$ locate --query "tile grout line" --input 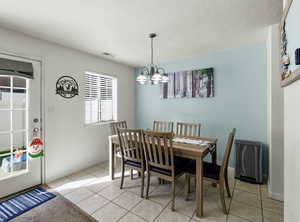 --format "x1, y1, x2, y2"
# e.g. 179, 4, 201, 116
226, 179, 236, 222
52, 165, 275, 222
260, 184, 264, 222
227, 180, 257, 222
